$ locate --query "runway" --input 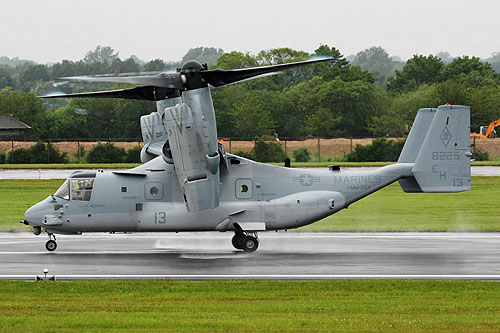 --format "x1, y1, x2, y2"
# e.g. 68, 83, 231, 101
1, 232, 500, 280
1, 166, 500, 179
